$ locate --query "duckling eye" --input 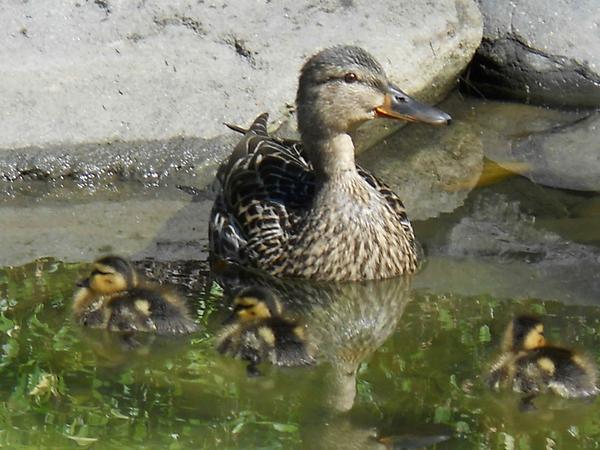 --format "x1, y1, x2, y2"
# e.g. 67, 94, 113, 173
344, 72, 358, 83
